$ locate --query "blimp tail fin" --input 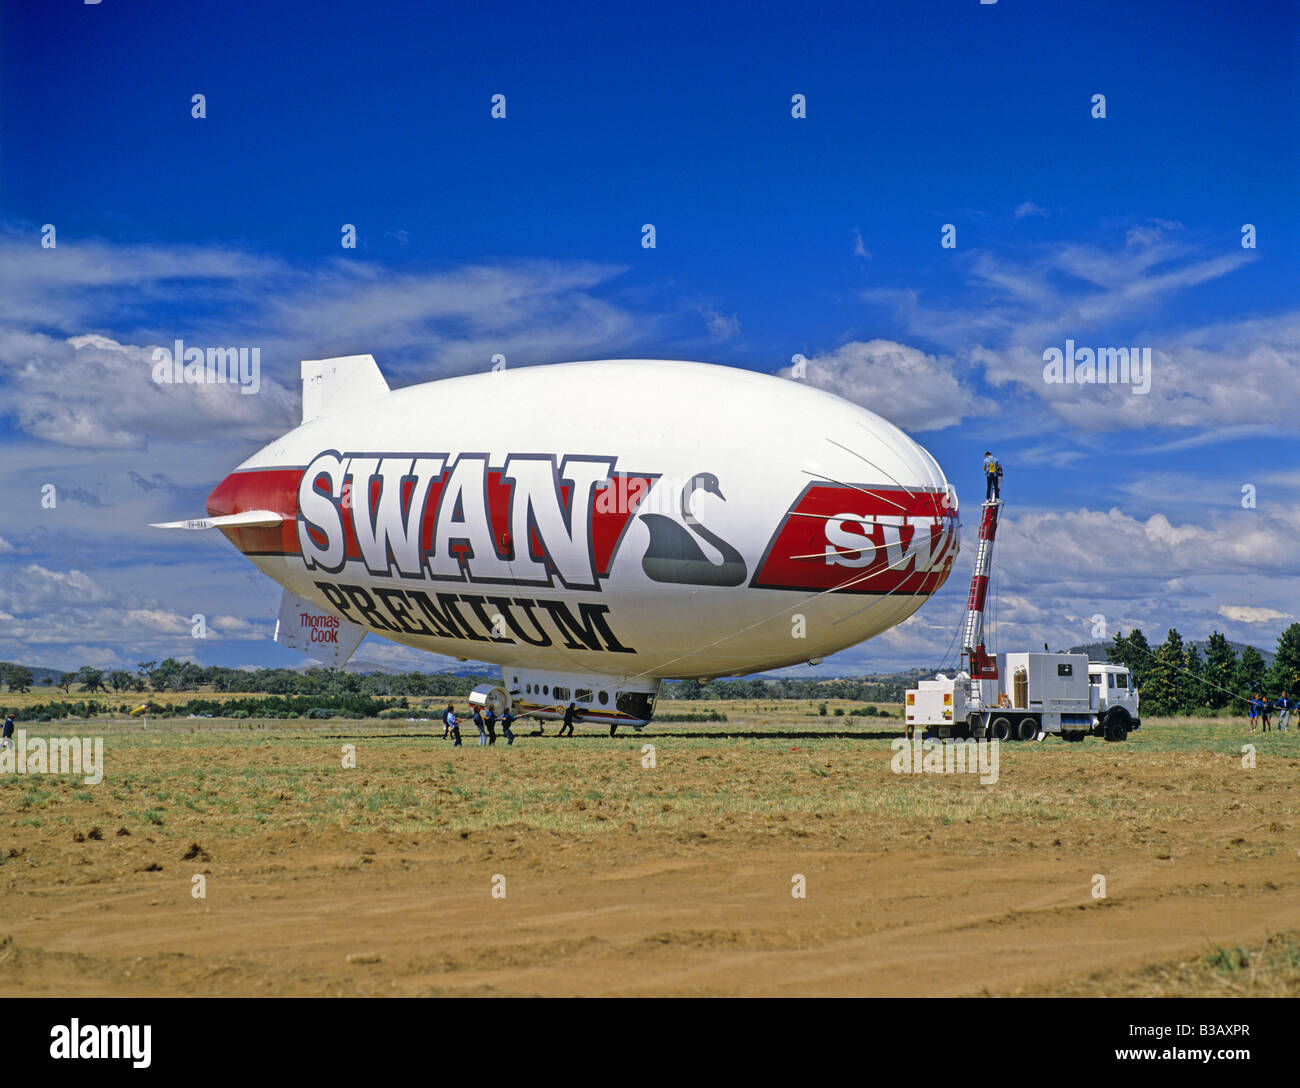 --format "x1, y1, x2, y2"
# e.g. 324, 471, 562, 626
273, 588, 366, 668
301, 354, 390, 424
